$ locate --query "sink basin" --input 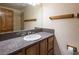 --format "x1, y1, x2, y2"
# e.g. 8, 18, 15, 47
23, 34, 41, 41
